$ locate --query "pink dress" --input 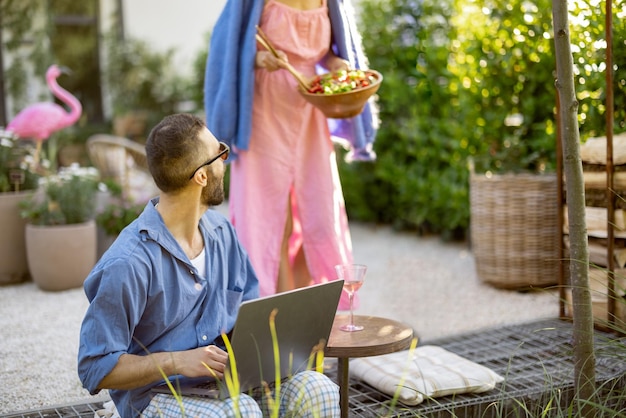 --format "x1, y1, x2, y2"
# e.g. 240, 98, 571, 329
229, 0, 354, 303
